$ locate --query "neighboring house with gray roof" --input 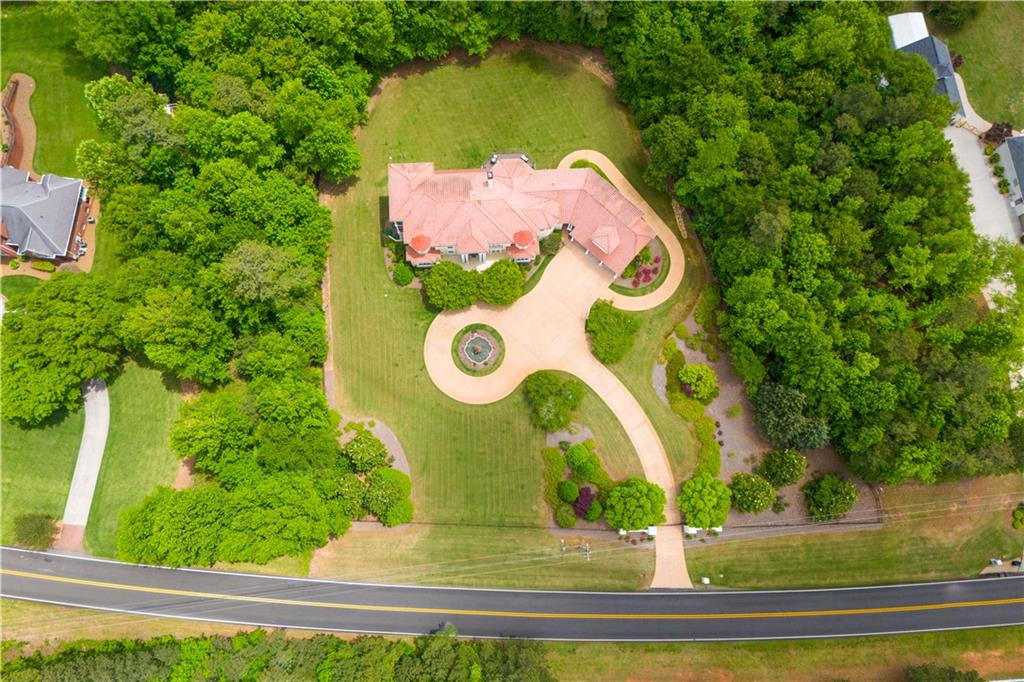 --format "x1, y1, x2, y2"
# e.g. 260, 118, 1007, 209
887, 13, 965, 120
995, 136, 1024, 234
1, 166, 86, 260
